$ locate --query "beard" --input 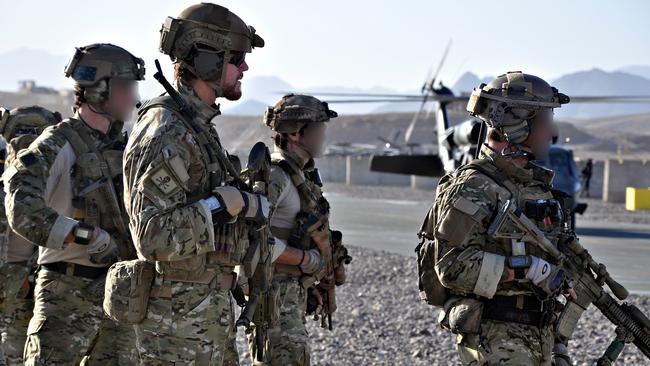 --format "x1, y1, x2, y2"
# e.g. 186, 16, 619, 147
222, 80, 242, 101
